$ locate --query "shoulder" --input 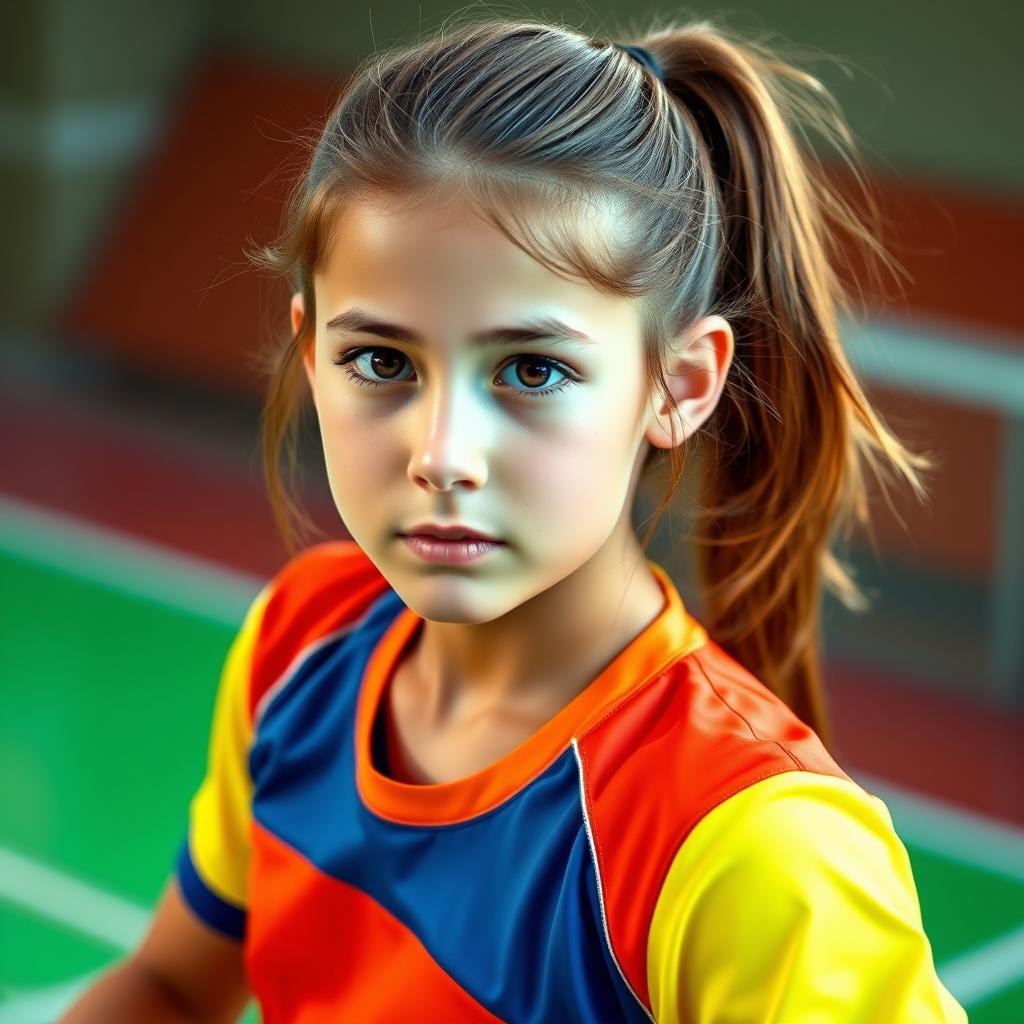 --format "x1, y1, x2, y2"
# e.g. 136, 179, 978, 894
577, 634, 853, 850
575, 636, 854, 1012
646, 770, 967, 1022
247, 540, 391, 719
650, 770, 906, 911
648, 770, 908, 932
